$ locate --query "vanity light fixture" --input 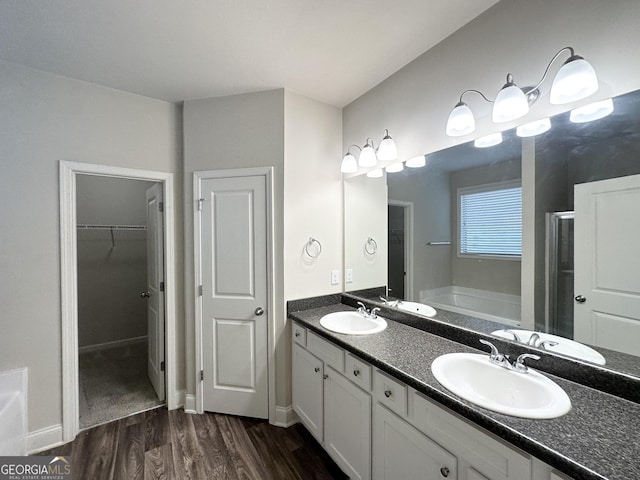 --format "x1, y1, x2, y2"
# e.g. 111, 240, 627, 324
446, 47, 599, 136
406, 155, 426, 168
569, 98, 614, 123
366, 168, 384, 178
516, 117, 551, 137
474, 132, 503, 148
341, 129, 398, 173
340, 147, 359, 173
